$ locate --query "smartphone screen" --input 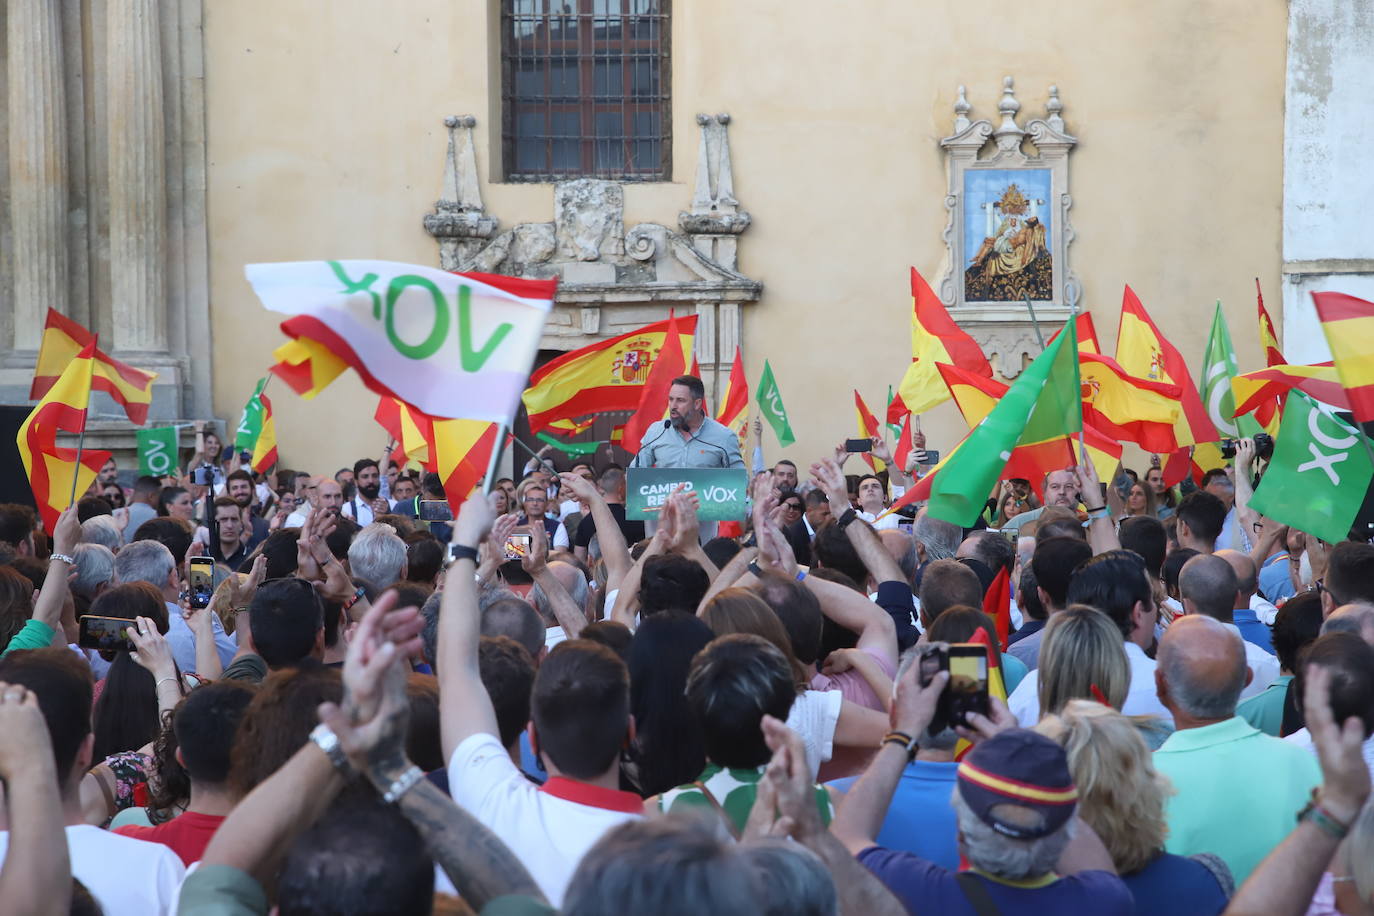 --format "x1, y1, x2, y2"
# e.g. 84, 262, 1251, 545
504, 533, 532, 561
188, 557, 214, 610
418, 500, 454, 522
78, 616, 136, 652
844, 438, 872, 453
947, 644, 990, 726
897, 520, 914, 536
